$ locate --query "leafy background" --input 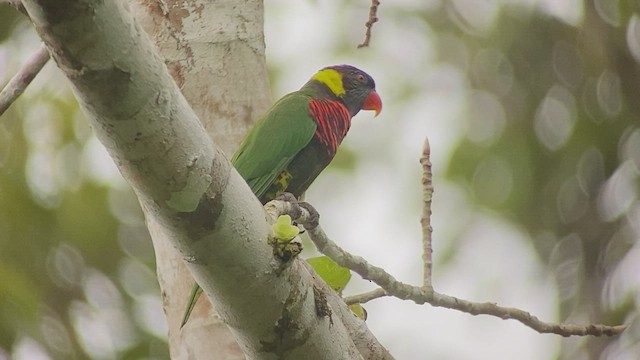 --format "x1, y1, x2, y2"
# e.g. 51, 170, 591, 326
1, 0, 639, 359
